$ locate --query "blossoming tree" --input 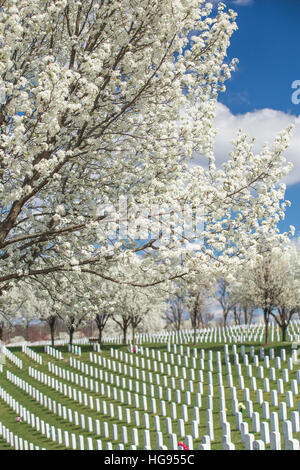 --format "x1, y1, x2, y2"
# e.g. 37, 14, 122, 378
110, 283, 165, 344
231, 244, 300, 343
0, 0, 294, 302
